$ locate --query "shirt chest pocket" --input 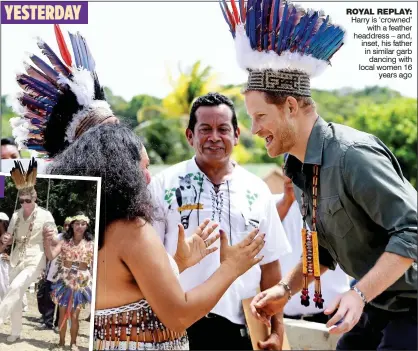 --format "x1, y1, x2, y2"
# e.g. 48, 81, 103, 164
318, 195, 353, 238
233, 209, 260, 244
